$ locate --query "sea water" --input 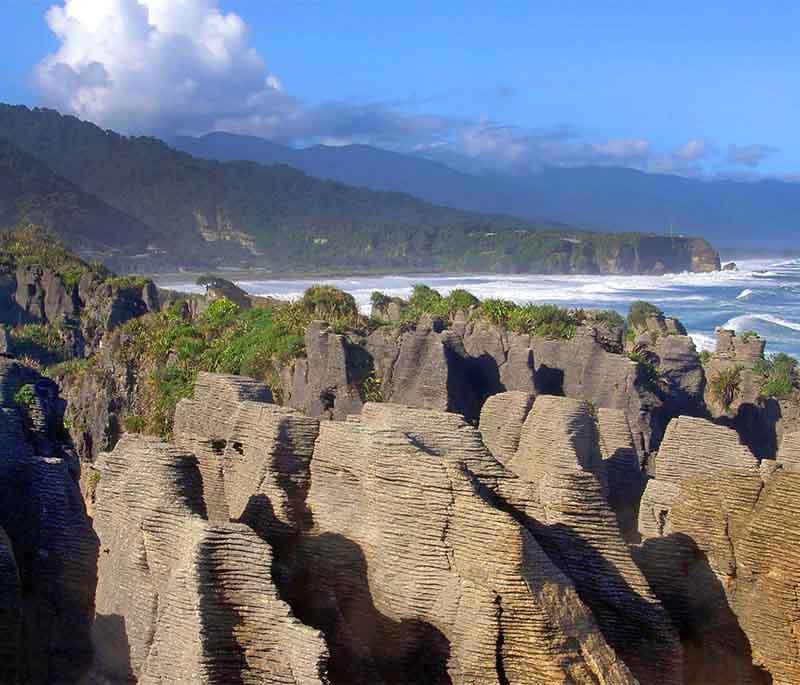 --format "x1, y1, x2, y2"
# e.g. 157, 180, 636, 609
166, 257, 800, 359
